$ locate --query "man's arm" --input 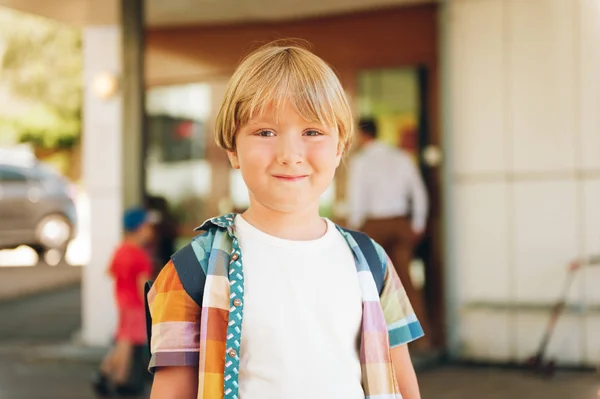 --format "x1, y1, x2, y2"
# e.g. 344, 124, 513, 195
391, 345, 421, 399
150, 367, 199, 399
405, 156, 428, 235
